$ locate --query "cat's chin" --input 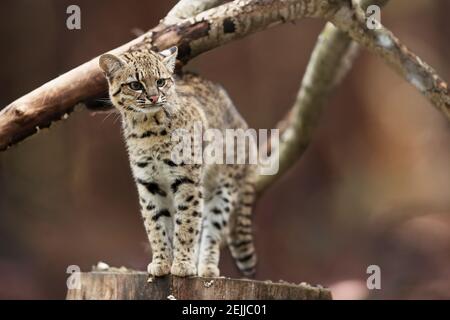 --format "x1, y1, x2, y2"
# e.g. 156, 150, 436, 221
128, 105, 162, 114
